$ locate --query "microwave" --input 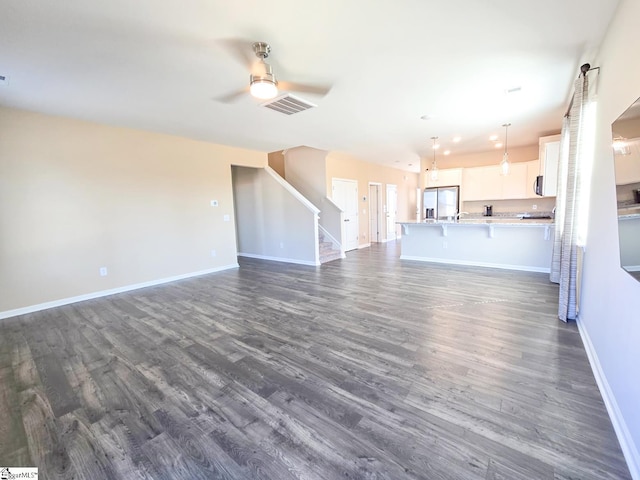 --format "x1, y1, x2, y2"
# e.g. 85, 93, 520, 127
534, 175, 544, 196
